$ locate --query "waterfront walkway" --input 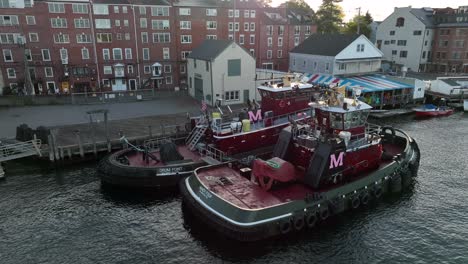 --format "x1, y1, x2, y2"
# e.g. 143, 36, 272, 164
0, 95, 201, 139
